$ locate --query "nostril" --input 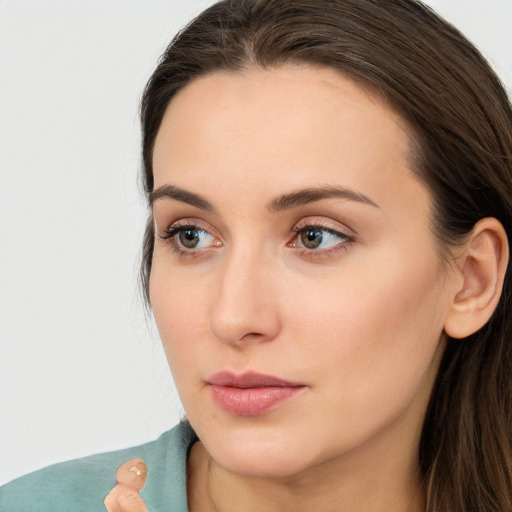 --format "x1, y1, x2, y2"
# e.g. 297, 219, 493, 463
238, 332, 267, 343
